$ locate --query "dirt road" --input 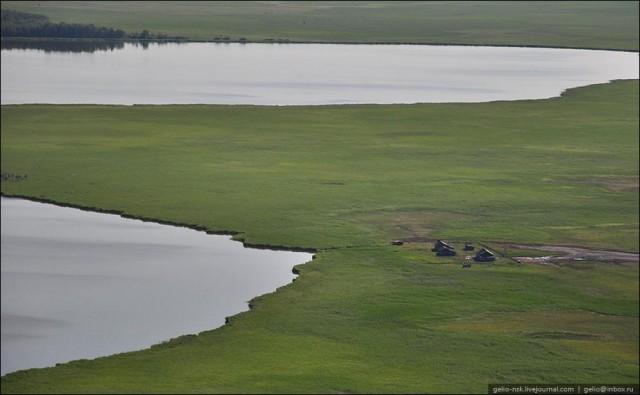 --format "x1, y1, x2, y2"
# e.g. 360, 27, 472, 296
505, 243, 639, 266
